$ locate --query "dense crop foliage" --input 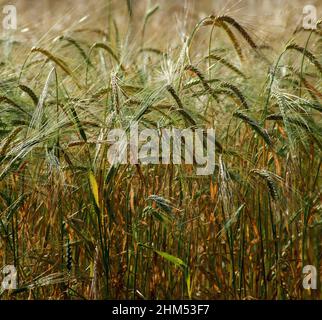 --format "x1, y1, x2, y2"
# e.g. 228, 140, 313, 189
0, 1, 321, 299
